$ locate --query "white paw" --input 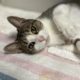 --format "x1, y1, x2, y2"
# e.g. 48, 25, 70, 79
76, 40, 80, 52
